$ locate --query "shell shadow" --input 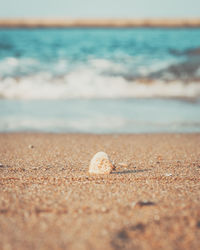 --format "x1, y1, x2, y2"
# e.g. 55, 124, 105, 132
111, 169, 150, 175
